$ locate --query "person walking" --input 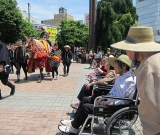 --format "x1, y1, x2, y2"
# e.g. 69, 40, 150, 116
14, 39, 28, 83
49, 43, 60, 81
8, 44, 16, 74
0, 42, 15, 99
61, 45, 73, 77
111, 26, 160, 135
